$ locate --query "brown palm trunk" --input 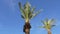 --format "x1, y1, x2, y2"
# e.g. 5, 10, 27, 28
23, 22, 31, 34
48, 30, 51, 34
